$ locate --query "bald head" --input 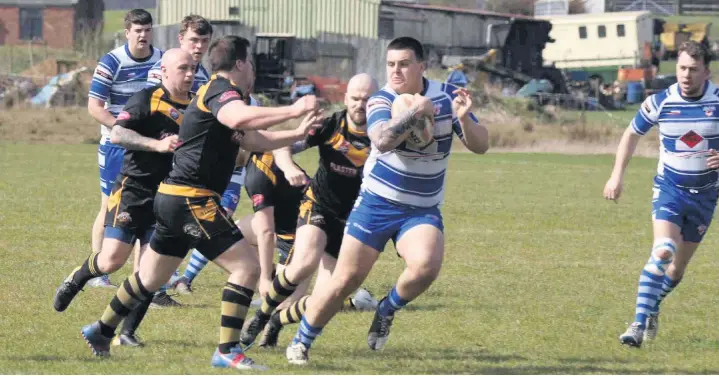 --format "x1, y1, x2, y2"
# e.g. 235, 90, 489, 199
161, 48, 195, 96
345, 73, 377, 126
